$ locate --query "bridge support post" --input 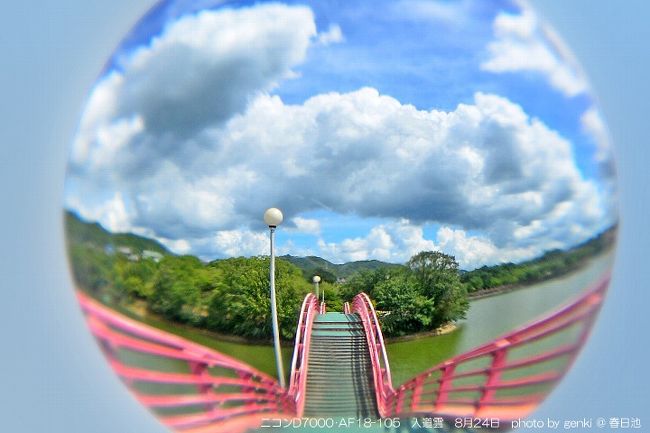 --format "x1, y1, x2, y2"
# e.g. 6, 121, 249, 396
478, 340, 509, 411
189, 361, 215, 413
435, 361, 456, 412
411, 376, 425, 411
